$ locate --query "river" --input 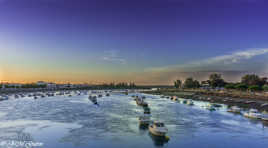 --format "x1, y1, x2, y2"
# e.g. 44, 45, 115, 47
0, 92, 268, 148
